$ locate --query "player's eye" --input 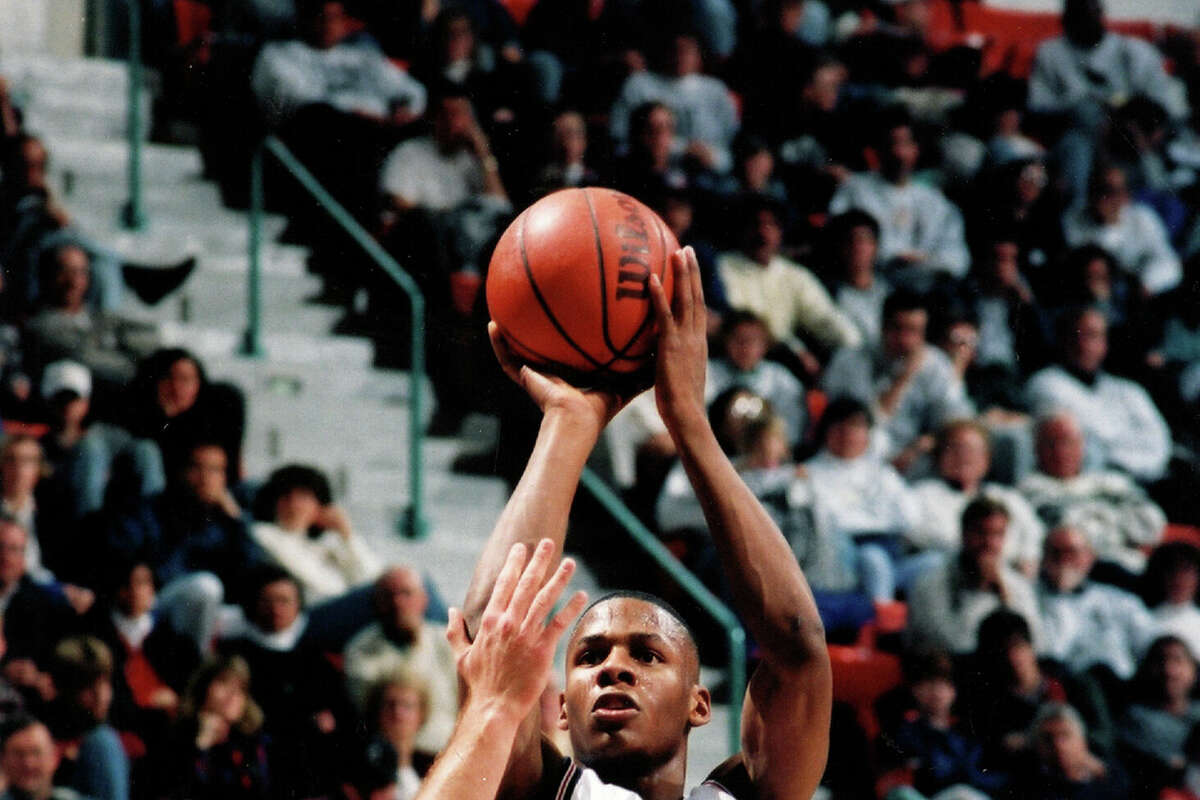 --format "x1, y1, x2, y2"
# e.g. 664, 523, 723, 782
633, 646, 661, 664
576, 648, 604, 665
